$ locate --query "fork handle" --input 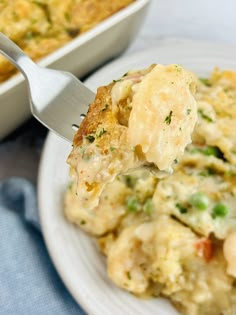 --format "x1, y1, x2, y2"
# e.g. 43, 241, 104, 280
0, 32, 37, 79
